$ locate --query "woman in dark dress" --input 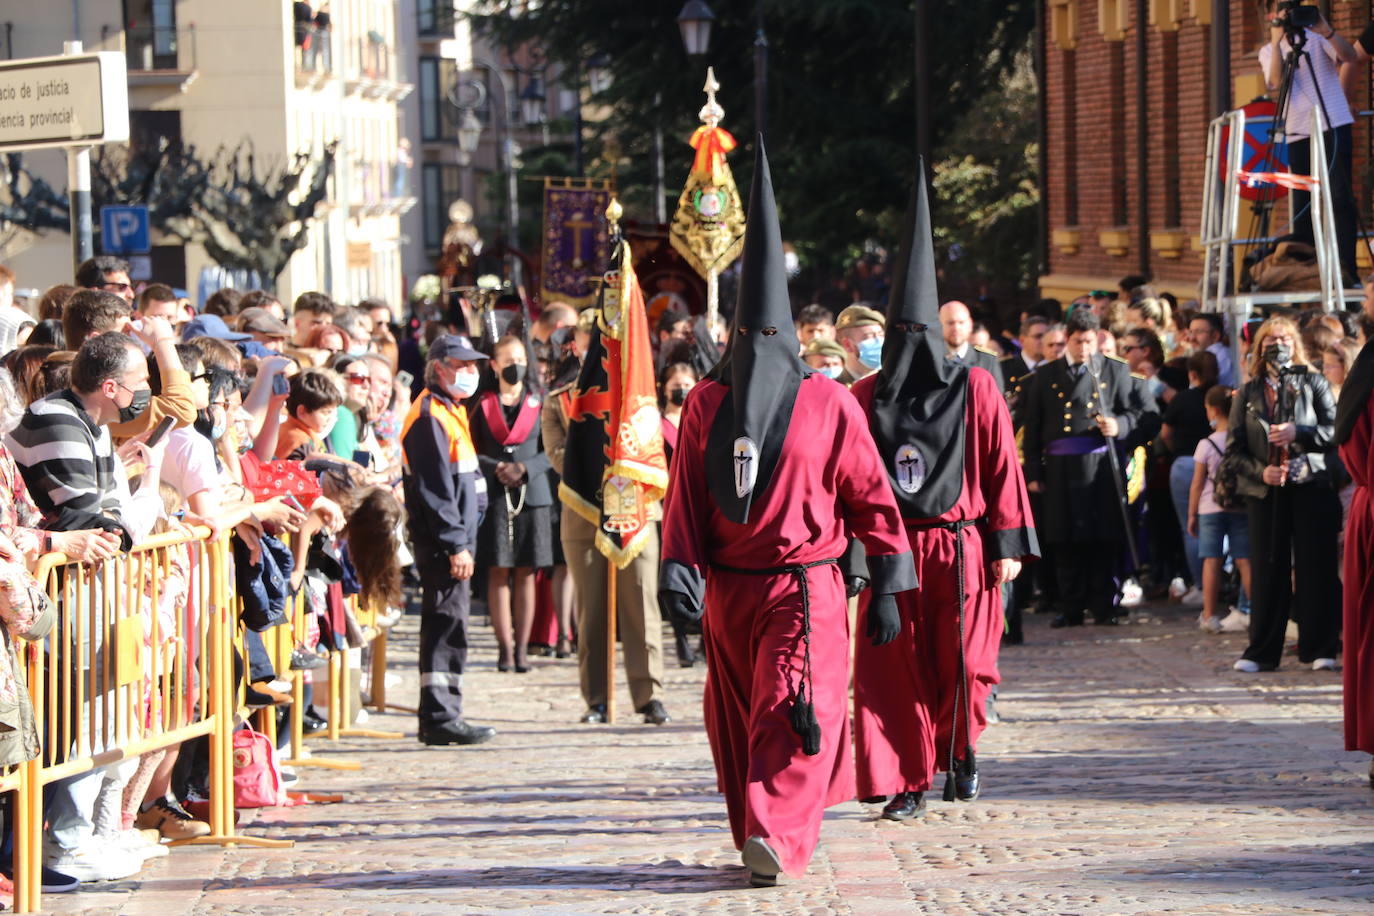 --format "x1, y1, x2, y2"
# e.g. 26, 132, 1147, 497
469, 337, 553, 672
